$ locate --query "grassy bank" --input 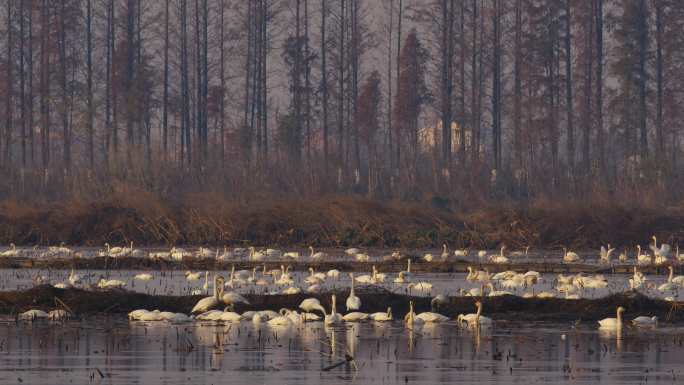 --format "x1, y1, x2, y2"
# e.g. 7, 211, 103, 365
1, 195, 683, 249
0, 285, 678, 323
